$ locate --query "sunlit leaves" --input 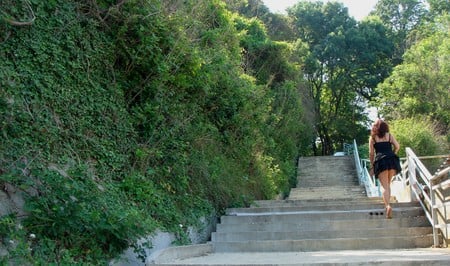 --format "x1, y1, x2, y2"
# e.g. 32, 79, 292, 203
288, 1, 392, 154
376, 14, 450, 132
390, 118, 446, 157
